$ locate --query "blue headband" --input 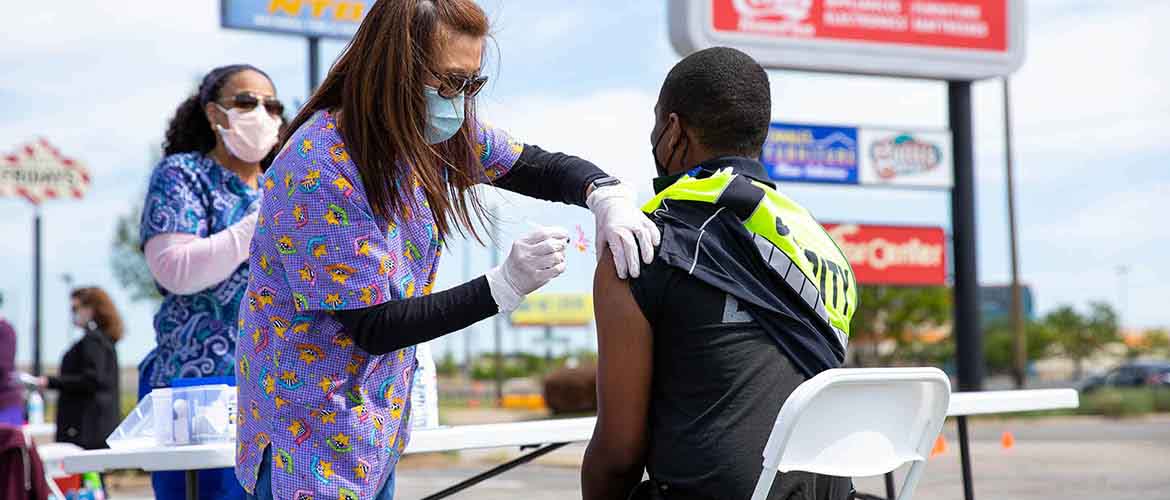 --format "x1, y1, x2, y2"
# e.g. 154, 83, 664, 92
197, 64, 272, 107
